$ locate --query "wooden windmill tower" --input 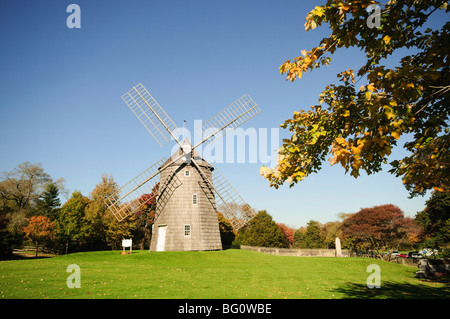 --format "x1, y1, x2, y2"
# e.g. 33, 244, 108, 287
105, 83, 260, 251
